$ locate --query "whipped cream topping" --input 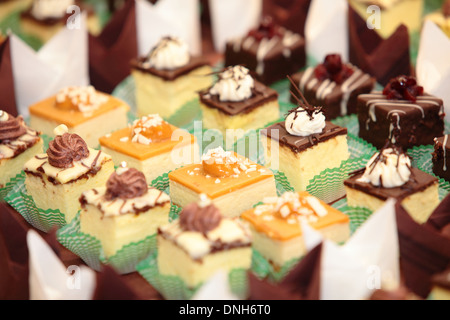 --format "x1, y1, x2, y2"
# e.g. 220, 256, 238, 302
145, 37, 190, 70
209, 66, 254, 102
357, 147, 412, 188
31, 0, 74, 20
285, 107, 326, 137
56, 86, 108, 116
